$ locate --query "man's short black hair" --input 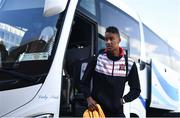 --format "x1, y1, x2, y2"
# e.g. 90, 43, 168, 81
106, 26, 120, 37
